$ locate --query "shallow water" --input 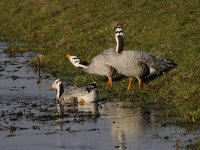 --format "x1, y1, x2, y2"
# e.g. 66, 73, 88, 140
0, 41, 199, 150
